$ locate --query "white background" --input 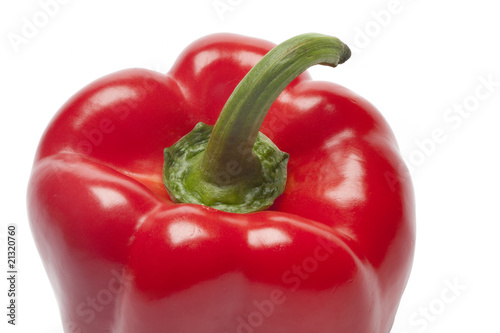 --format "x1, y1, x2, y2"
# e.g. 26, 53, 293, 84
1, 0, 499, 332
